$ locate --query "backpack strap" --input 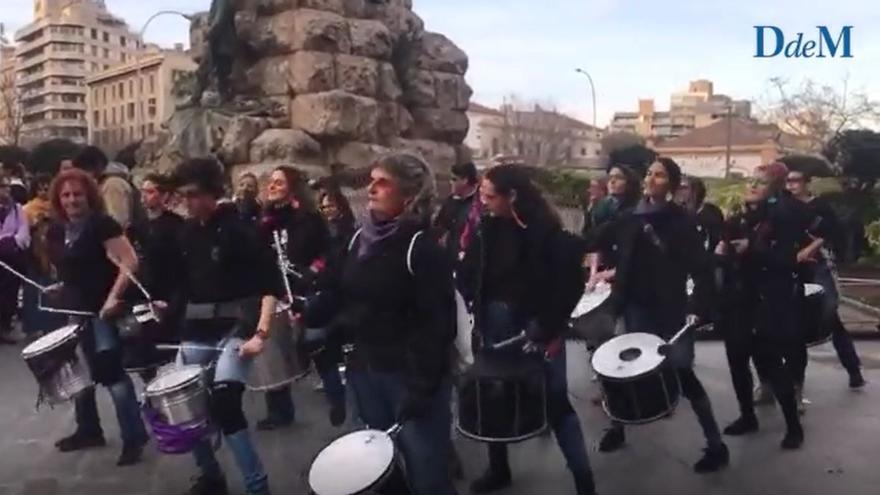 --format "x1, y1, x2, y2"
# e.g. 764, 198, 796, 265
406, 230, 424, 276
348, 228, 363, 252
